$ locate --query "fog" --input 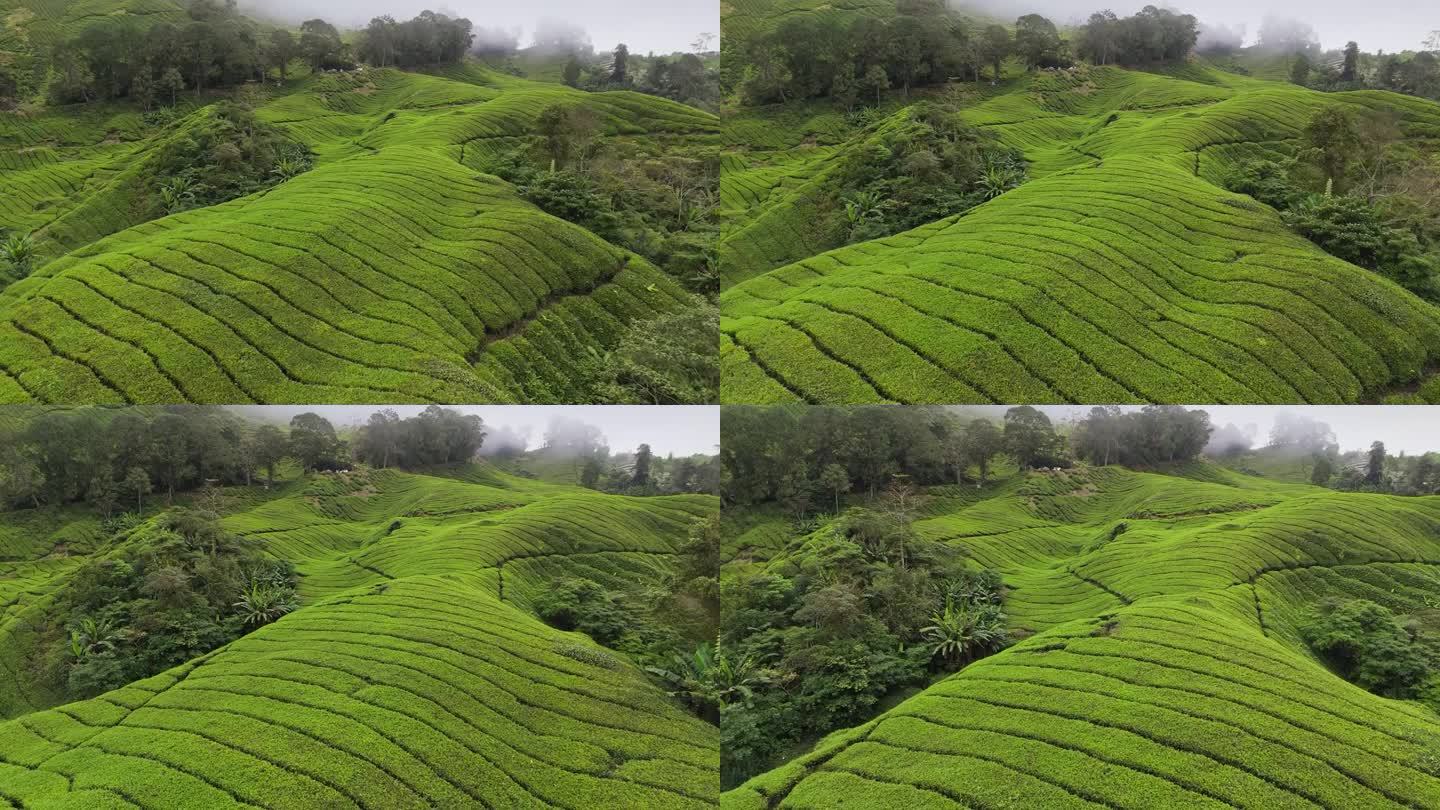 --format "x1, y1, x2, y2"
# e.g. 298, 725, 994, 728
961, 406, 1440, 455
239, 0, 716, 54
961, 0, 1433, 53
226, 405, 719, 458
